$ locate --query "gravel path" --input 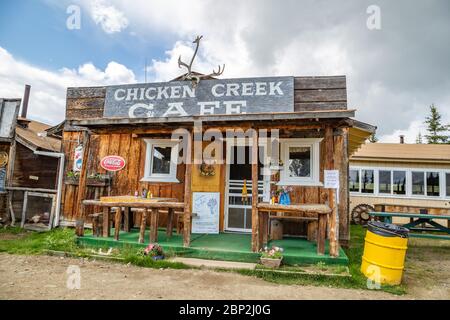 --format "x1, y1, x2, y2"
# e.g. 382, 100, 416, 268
0, 253, 401, 300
